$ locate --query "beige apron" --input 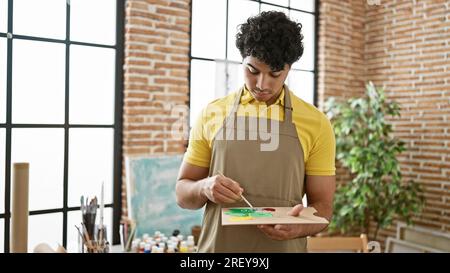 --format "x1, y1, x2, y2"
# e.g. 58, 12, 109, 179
197, 85, 306, 253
